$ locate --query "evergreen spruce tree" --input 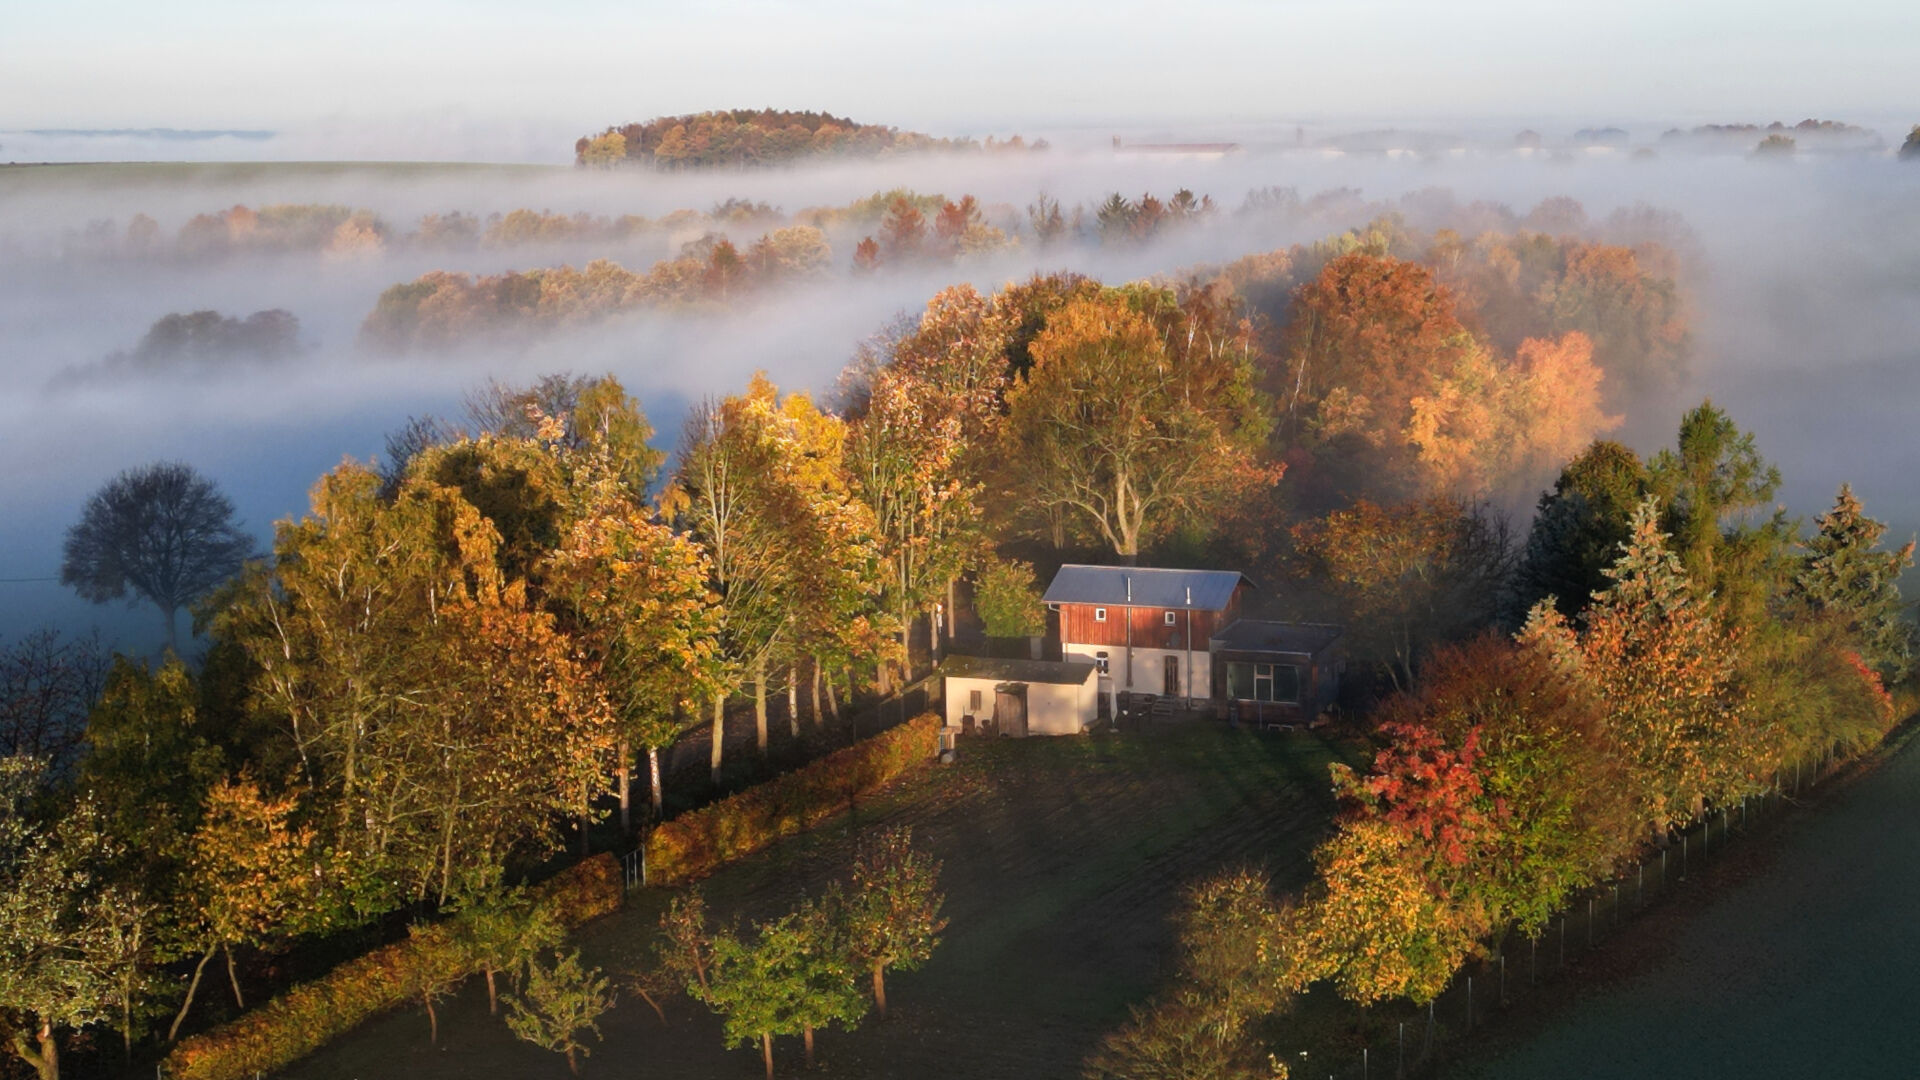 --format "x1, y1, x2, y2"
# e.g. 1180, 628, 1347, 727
1794, 484, 1916, 682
